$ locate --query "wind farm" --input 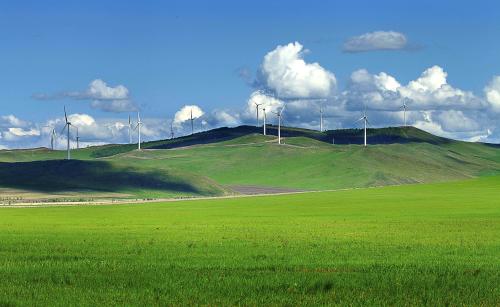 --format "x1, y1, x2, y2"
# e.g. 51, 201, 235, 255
1, 72, 498, 306
1, 1, 500, 306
